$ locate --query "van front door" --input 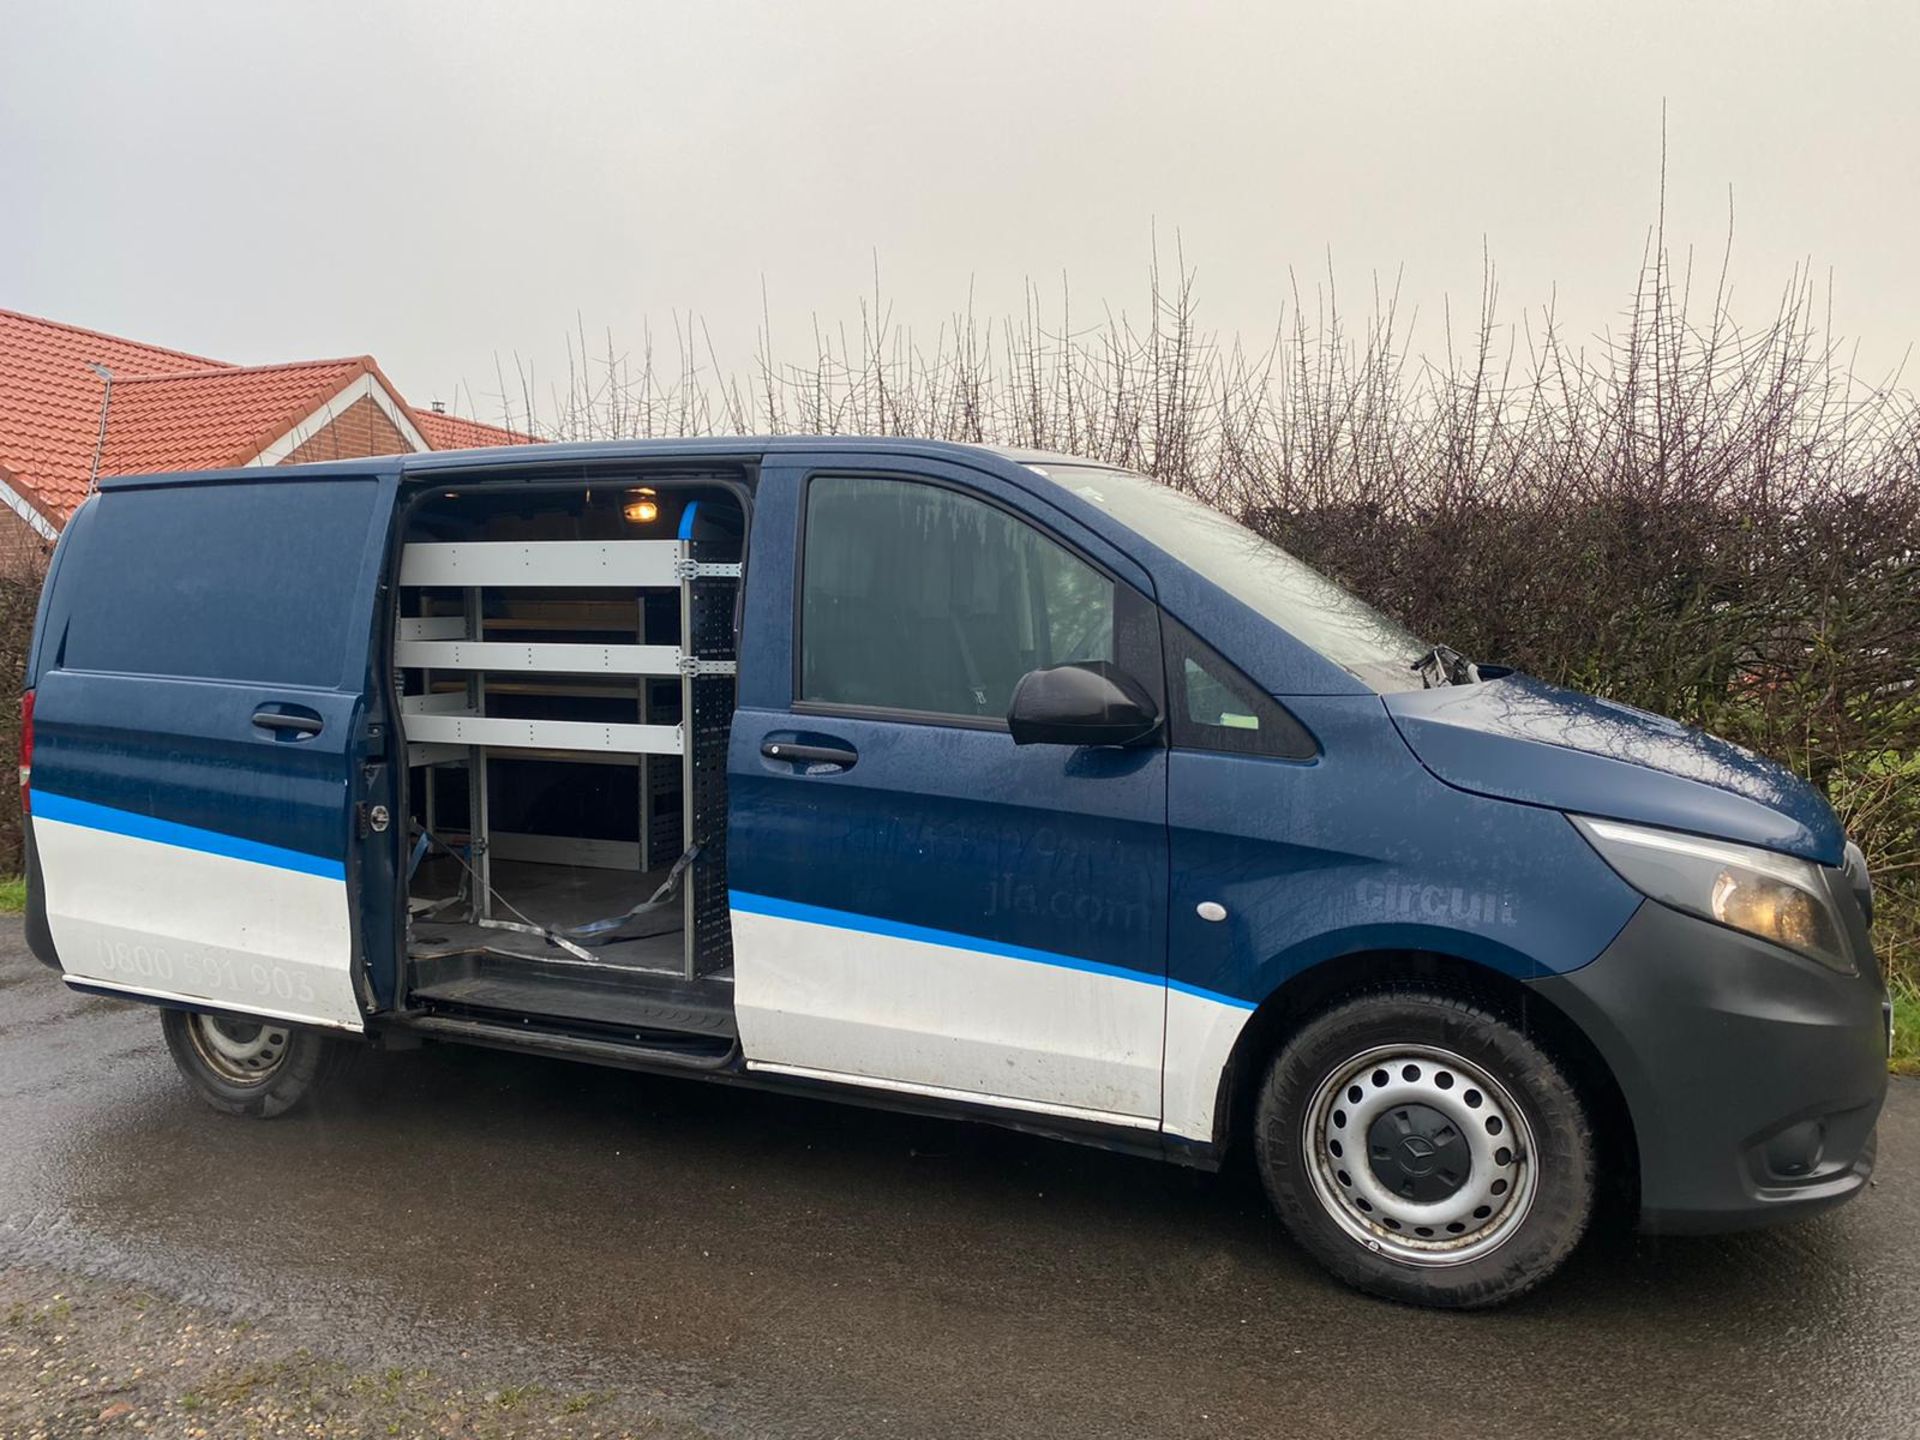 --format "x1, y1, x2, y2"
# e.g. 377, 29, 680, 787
26, 472, 399, 1031
728, 458, 1169, 1127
